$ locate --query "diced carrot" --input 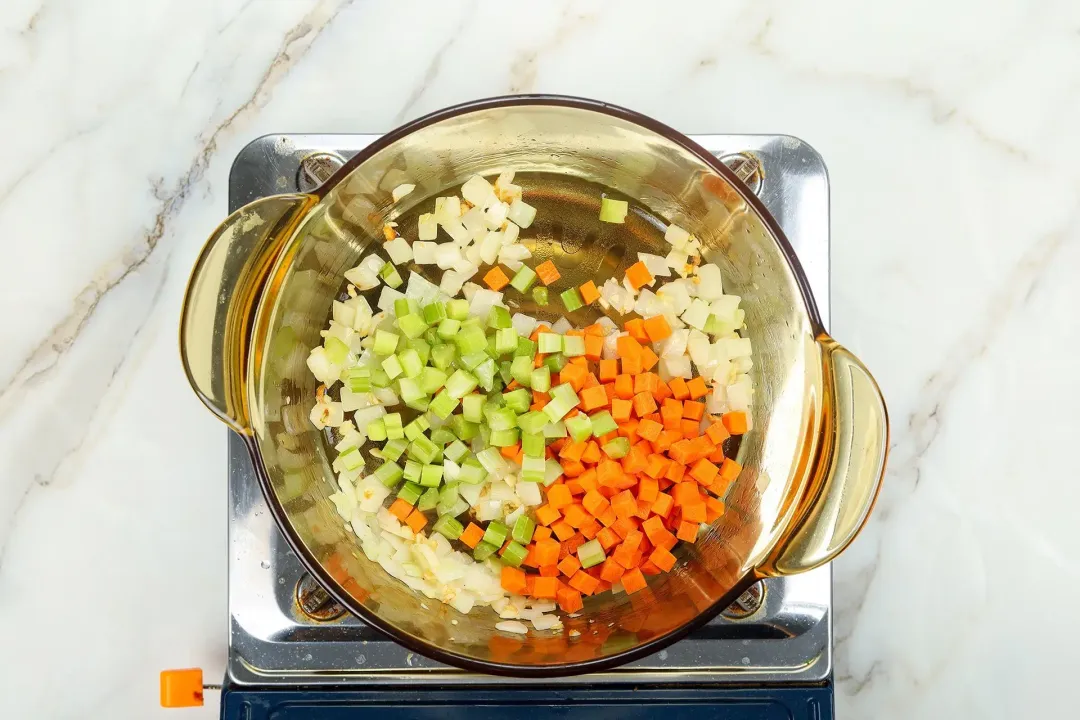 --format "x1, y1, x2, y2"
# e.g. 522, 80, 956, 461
599, 557, 626, 583
708, 477, 733, 499
653, 430, 678, 454
611, 397, 632, 422
651, 492, 674, 518
501, 566, 528, 594
535, 260, 561, 286
405, 509, 428, 533
483, 266, 510, 291
566, 479, 585, 496
582, 490, 610, 517
705, 420, 731, 445
563, 532, 586, 557
621, 567, 648, 594
569, 570, 600, 595
686, 376, 708, 400
639, 560, 662, 576
598, 359, 618, 381
500, 442, 522, 460
677, 419, 697, 438
460, 522, 485, 549
636, 418, 663, 442
612, 542, 639, 570
621, 445, 650, 475
596, 526, 621, 551
534, 525, 553, 541
676, 520, 699, 543
583, 334, 604, 361
551, 520, 576, 541
563, 503, 591, 528
616, 334, 641, 357
557, 586, 584, 613
660, 399, 683, 429
559, 442, 586, 463
665, 461, 686, 483
580, 519, 601, 539
558, 554, 582, 578
535, 504, 562, 526
579, 280, 600, 305
681, 500, 707, 523
633, 392, 658, 417
682, 400, 705, 421
613, 375, 635, 399
611, 490, 638, 520
642, 315, 672, 342
707, 445, 726, 463
625, 318, 649, 343
654, 380, 672, 402
598, 506, 618, 528
621, 353, 642, 375
652, 529, 677, 551
580, 384, 609, 411
719, 458, 742, 482
672, 482, 703, 506
546, 483, 573, 509
638, 475, 660, 503
625, 261, 653, 290
533, 538, 562, 566
668, 377, 689, 400
690, 459, 719, 485
581, 442, 602, 465
388, 498, 413, 522
531, 576, 559, 599
705, 496, 726, 522
722, 411, 749, 435
649, 546, 677, 572
640, 345, 659, 372
612, 516, 640, 539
